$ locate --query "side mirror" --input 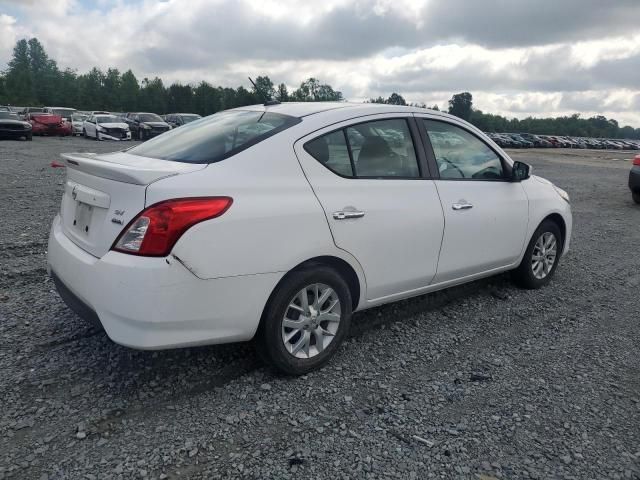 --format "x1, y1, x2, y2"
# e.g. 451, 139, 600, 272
511, 161, 531, 182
